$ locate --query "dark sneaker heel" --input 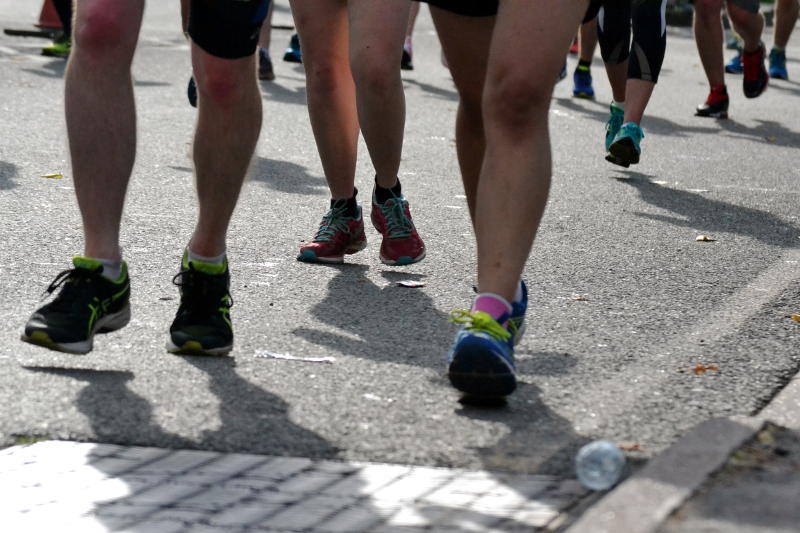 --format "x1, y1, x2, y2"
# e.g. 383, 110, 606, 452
607, 138, 640, 167
448, 349, 517, 398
